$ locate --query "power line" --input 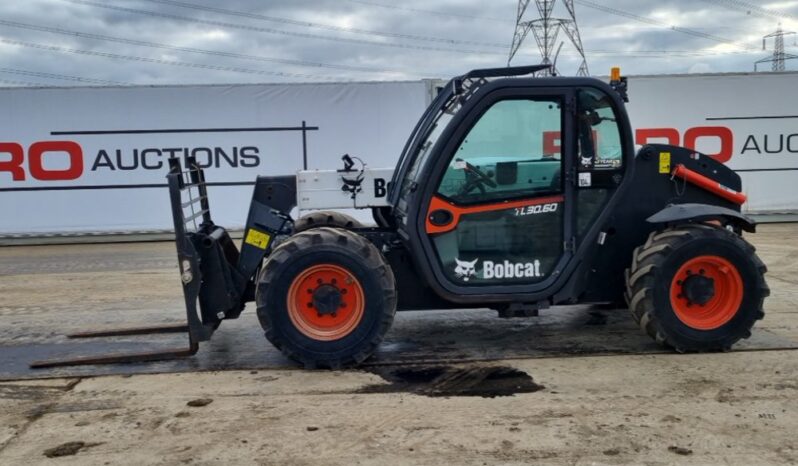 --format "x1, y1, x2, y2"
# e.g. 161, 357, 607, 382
0, 38, 341, 81
0, 67, 130, 85
585, 49, 744, 55
698, 0, 797, 21
0, 19, 420, 76
342, 0, 512, 23
140, 0, 507, 48
0, 78, 50, 87
575, 49, 750, 57
574, 0, 759, 51
64, 0, 503, 56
